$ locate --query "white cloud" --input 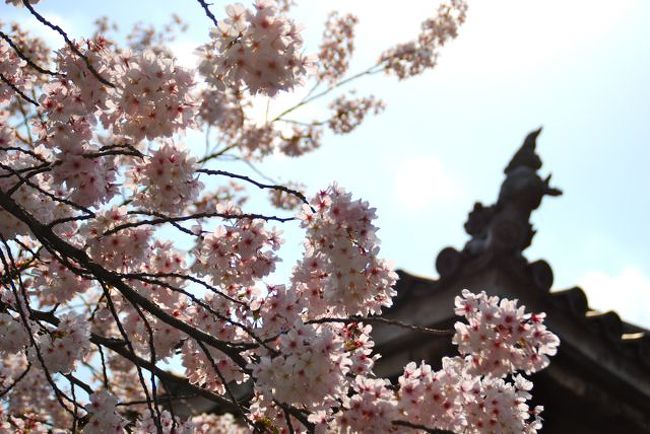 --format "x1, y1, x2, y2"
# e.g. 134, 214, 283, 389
579, 266, 650, 328
435, 0, 635, 77
294, 0, 635, 78
168, 39, 201, 70
391, 154, 464, 210
7, 11, 78, 50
